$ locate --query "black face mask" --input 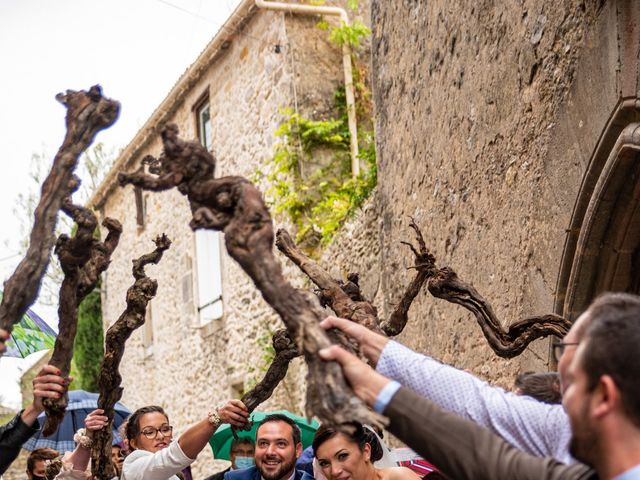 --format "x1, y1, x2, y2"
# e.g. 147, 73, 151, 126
31, 475, 46, 480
